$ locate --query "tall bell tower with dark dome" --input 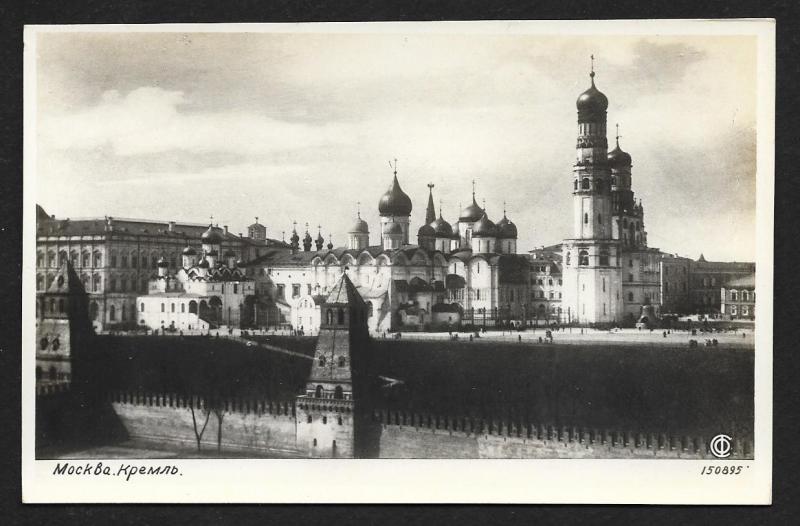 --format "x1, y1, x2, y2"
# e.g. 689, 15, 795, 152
562, 57, 623, 325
